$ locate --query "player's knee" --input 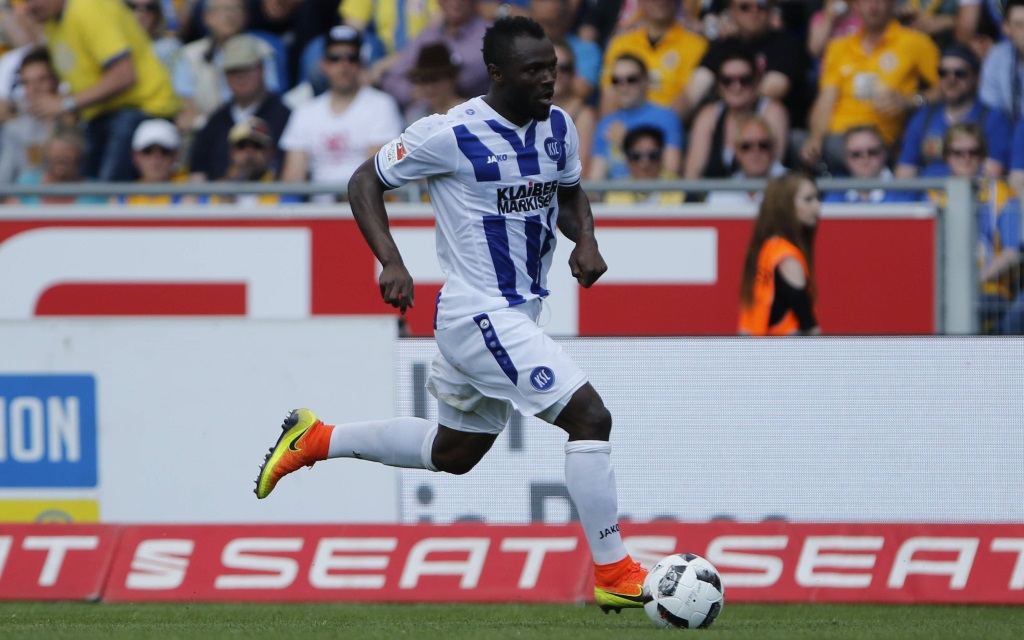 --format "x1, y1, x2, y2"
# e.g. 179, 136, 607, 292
564, 403, 612, 441
433, 452, 479, 475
